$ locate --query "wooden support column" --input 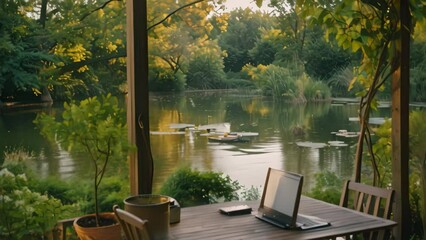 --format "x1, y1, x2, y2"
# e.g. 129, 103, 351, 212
391, 0, 410, 238
126, 0, 153, 194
